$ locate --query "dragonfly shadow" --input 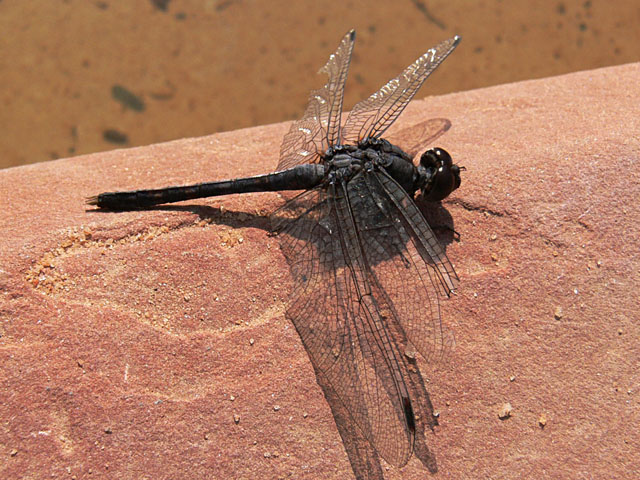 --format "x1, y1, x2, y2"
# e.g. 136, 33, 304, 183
89, 203, 272, 232
121, 199, 460, 251
387, 117, 452, 159
419, 200, 459, 245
